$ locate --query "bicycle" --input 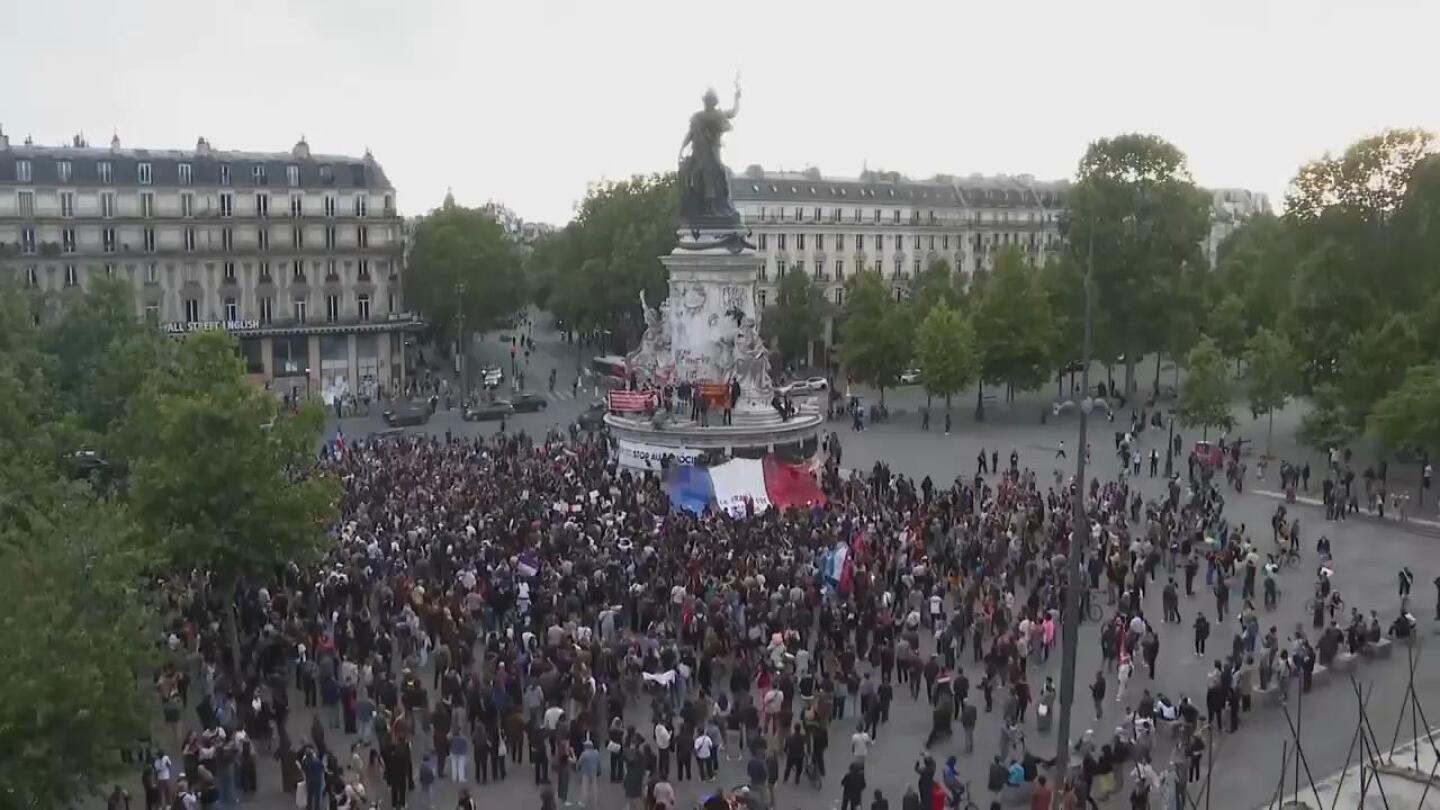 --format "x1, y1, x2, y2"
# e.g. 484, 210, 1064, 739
945, 780, 980, 810
1279, 548, 1302, 570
